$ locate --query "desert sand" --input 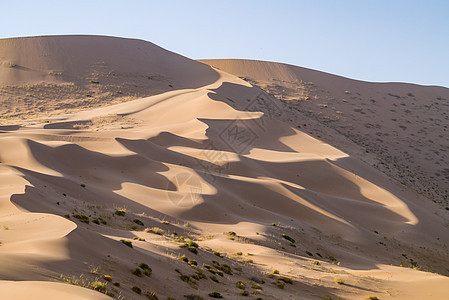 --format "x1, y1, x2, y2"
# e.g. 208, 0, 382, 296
1, 36, 449, 299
